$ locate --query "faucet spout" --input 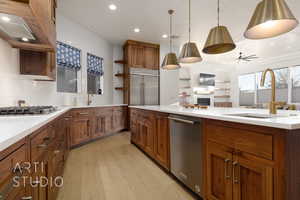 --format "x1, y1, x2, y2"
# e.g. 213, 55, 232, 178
260, 68, 278, 114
